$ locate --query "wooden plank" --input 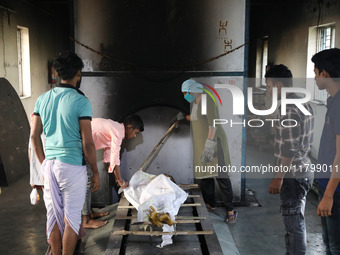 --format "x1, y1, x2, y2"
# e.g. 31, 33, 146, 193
178, 184, 199, 189
174, 220, 200, 224
118, 203, 201, 209
124, 206, 203, 255
113, 230, 213, 236
105, 195, 130, 255
131, 219, 200, 226
187, 194, 201, 198
175, 216, 206, 220
181, 203, 201, 207
192, 189, 224, 255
